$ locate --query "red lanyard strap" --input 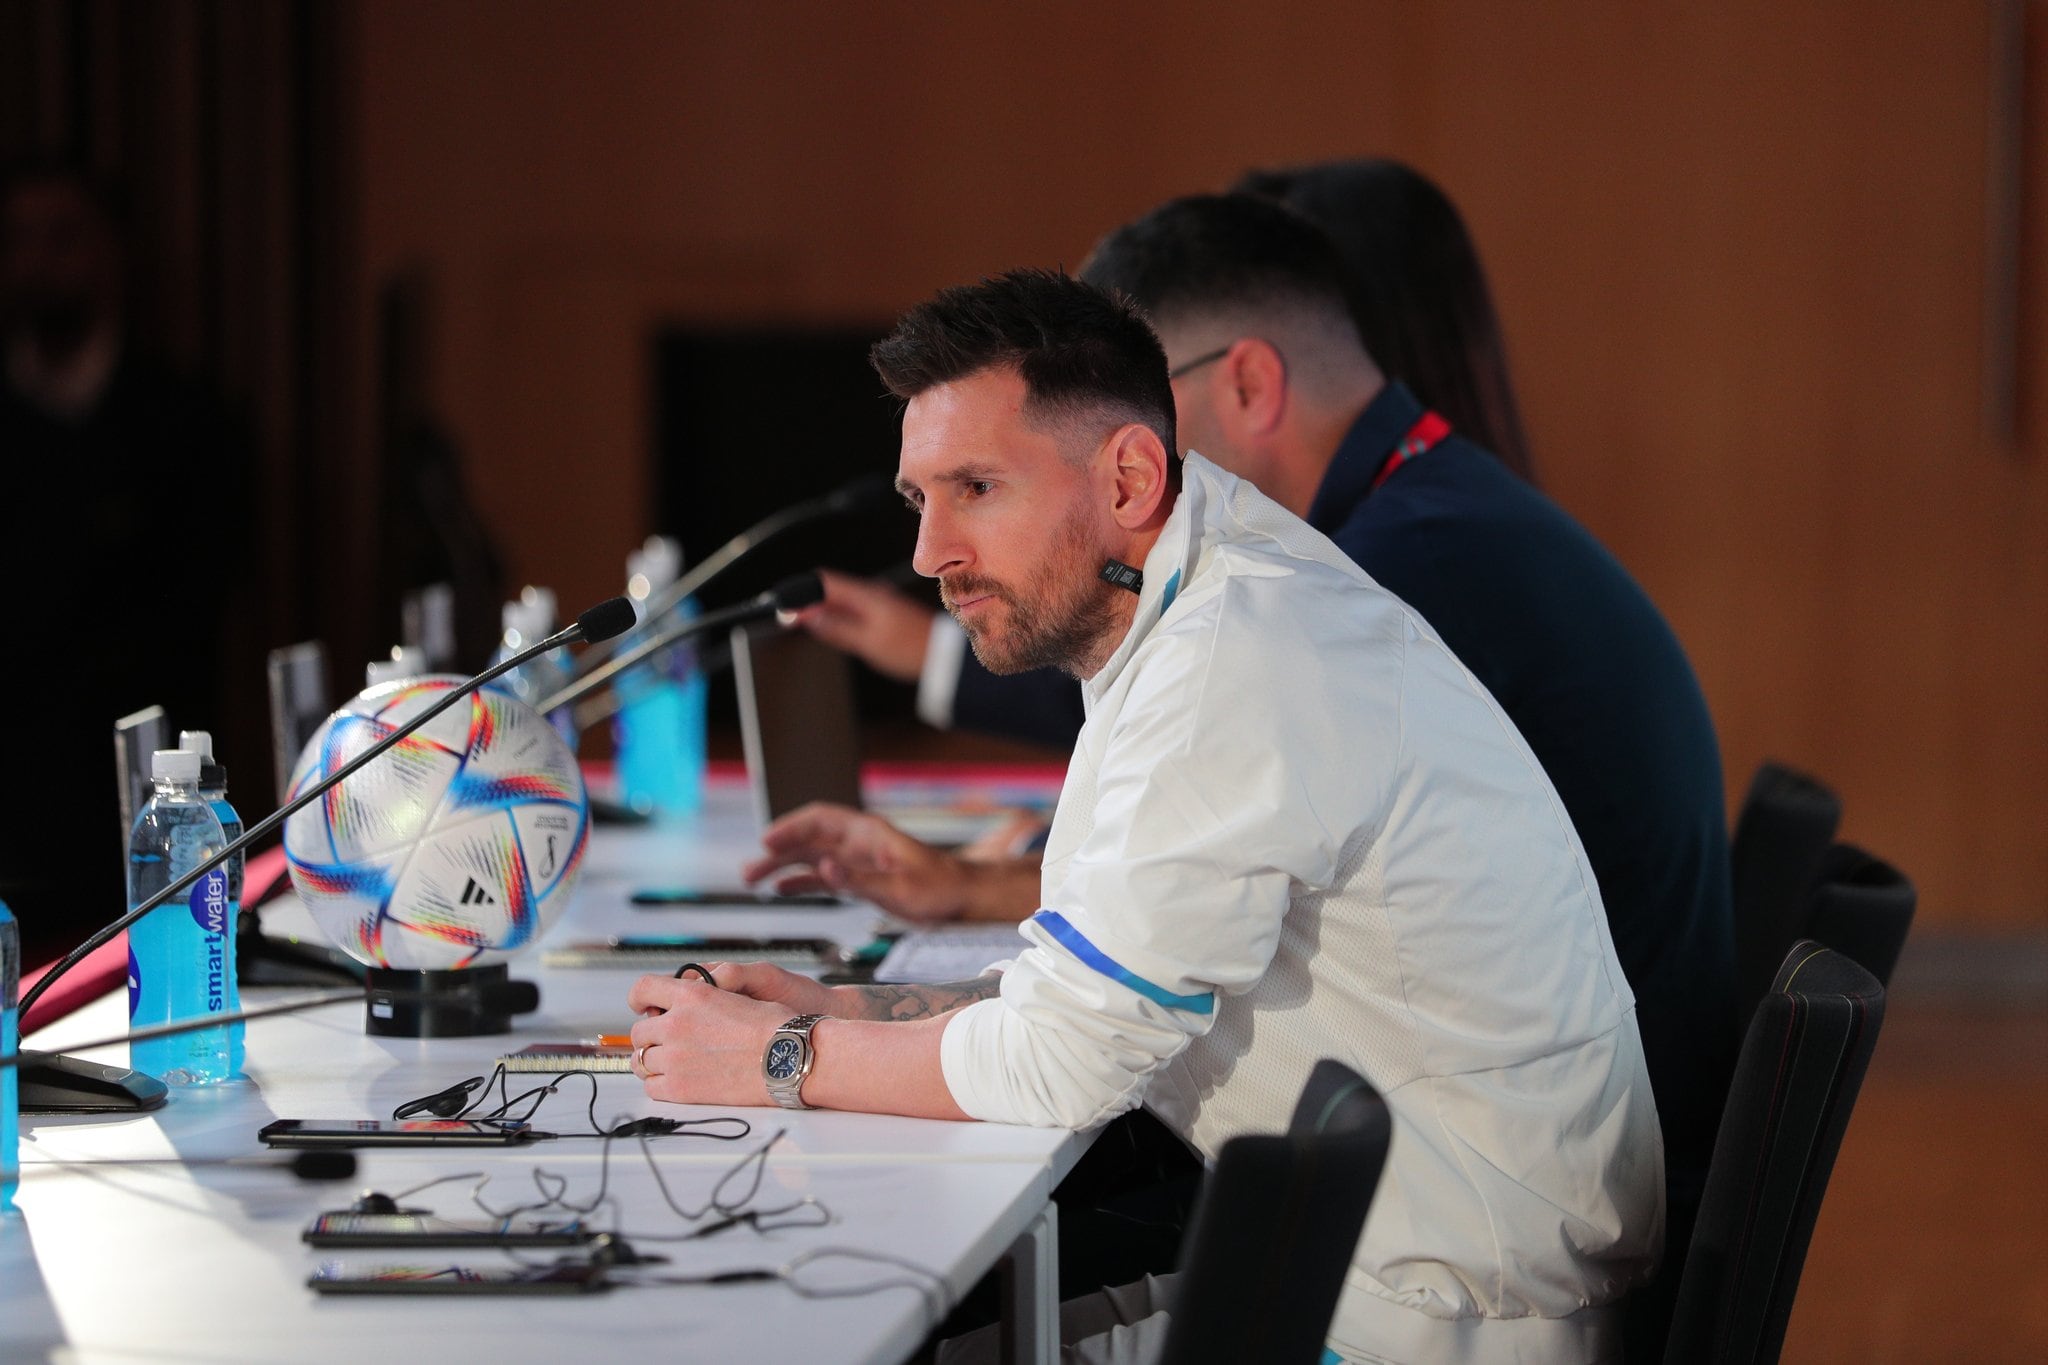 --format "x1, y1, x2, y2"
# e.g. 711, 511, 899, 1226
1368, 411, 1451, 492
